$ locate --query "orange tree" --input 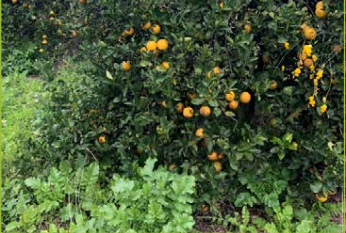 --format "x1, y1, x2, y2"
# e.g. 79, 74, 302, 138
3, 0, 343, 212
